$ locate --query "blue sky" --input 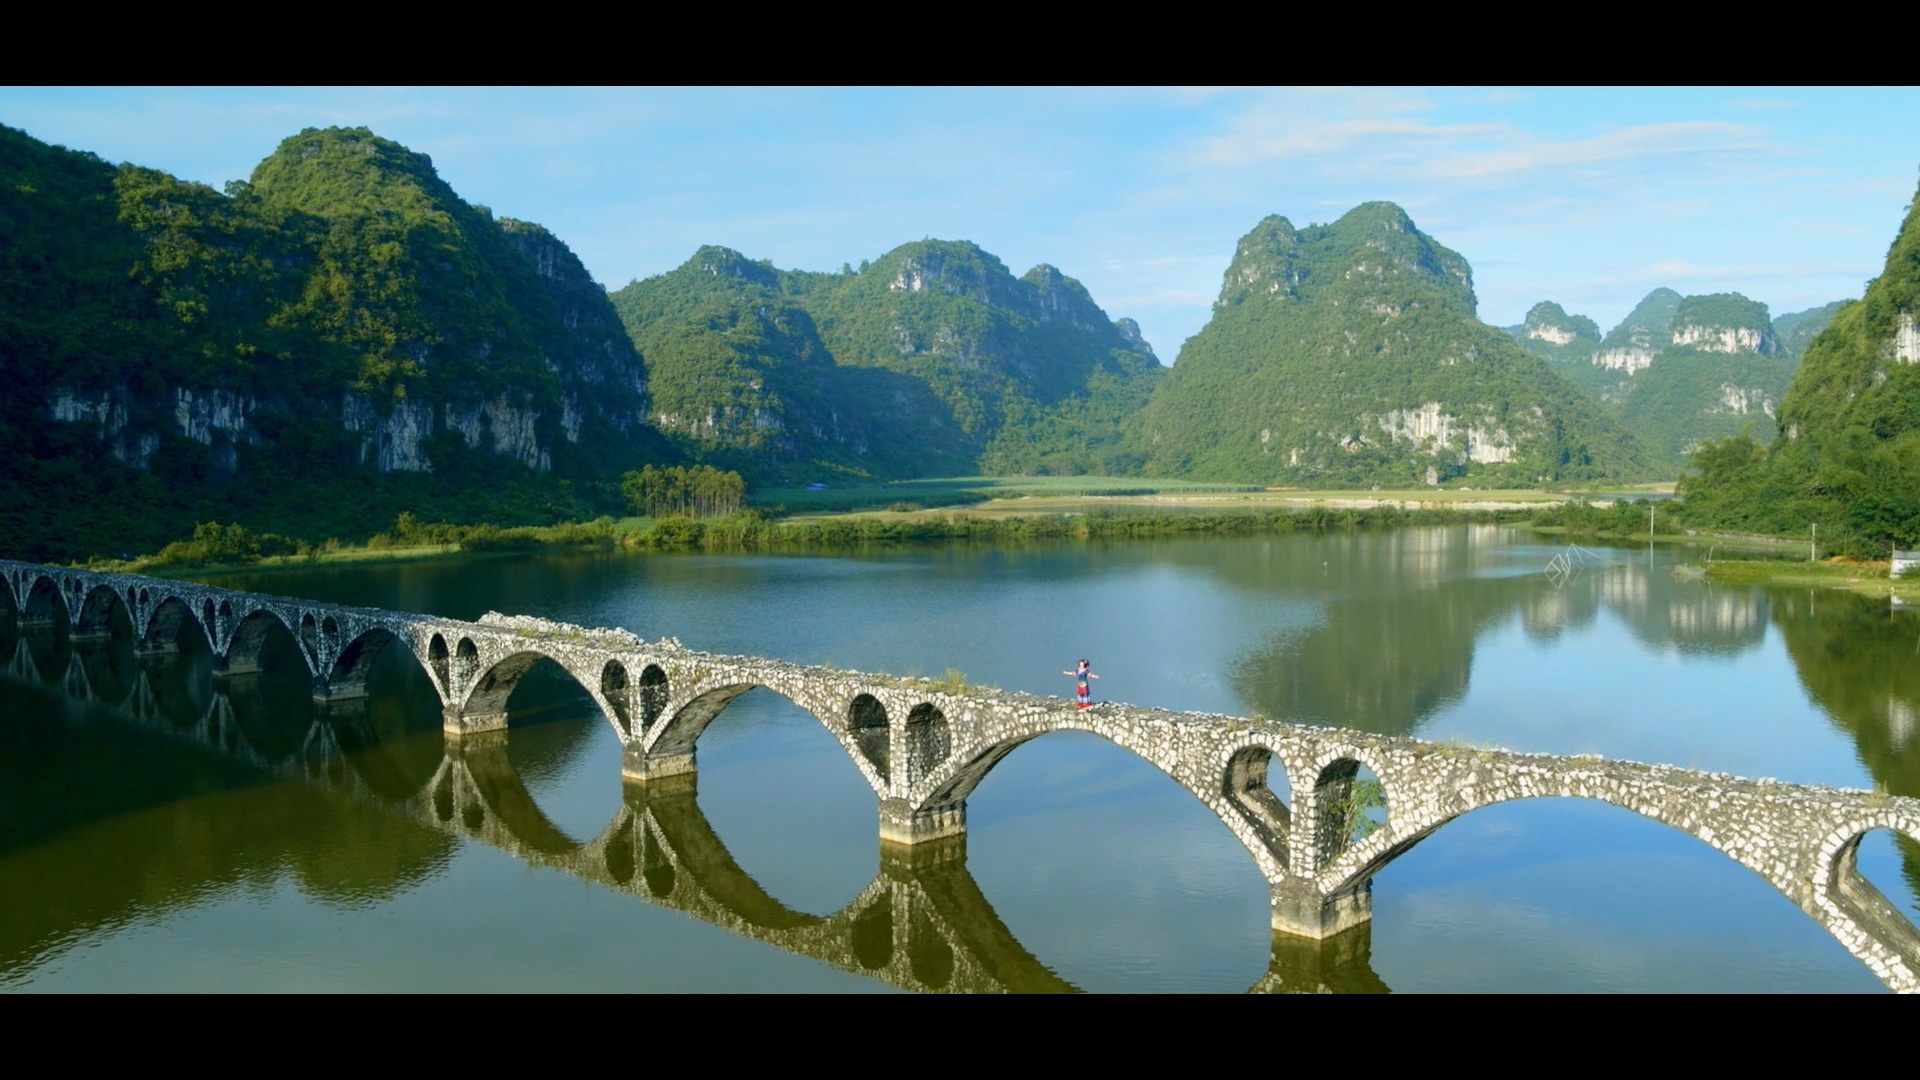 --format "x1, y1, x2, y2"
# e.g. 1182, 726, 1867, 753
3, 87, 1914, 360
